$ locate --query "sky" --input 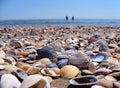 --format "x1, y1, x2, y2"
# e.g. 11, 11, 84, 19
0, 0, 120, 20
